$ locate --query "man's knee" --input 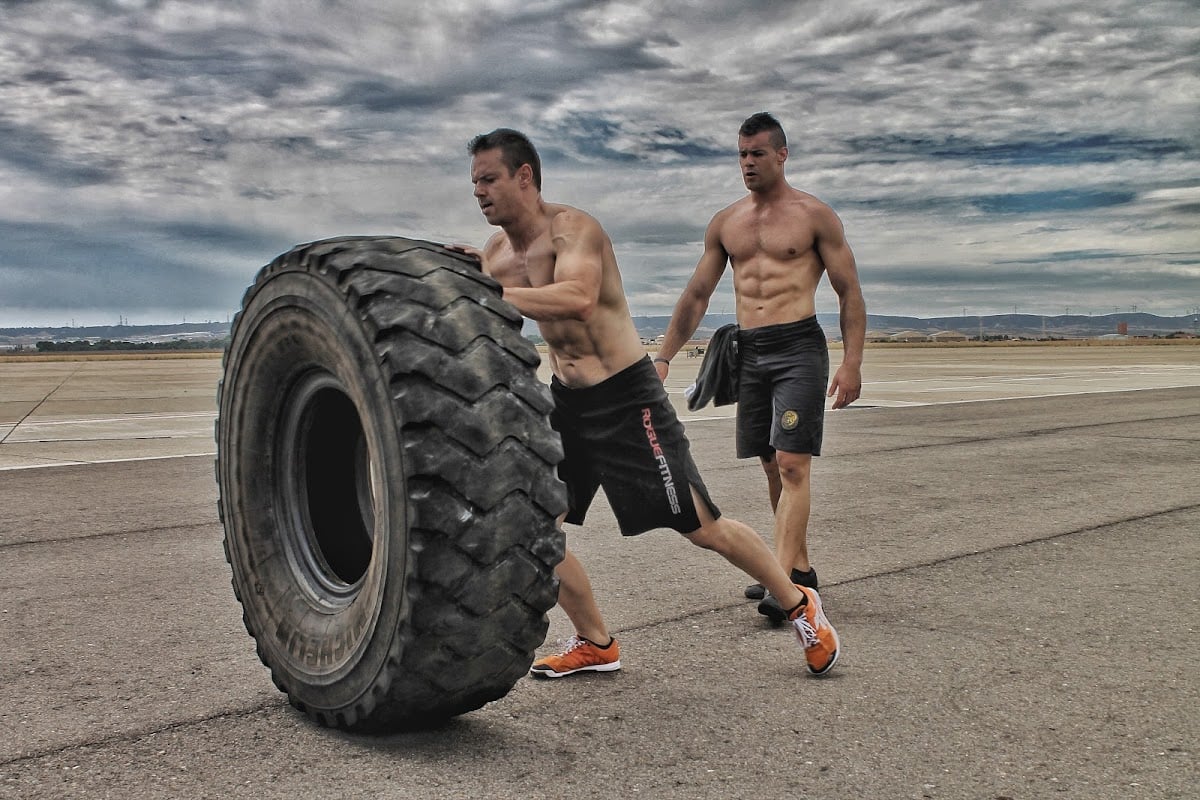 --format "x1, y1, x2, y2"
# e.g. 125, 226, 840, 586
775, 451, 812, 484
683, 524, 718, 552
683, 517, 736, 553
